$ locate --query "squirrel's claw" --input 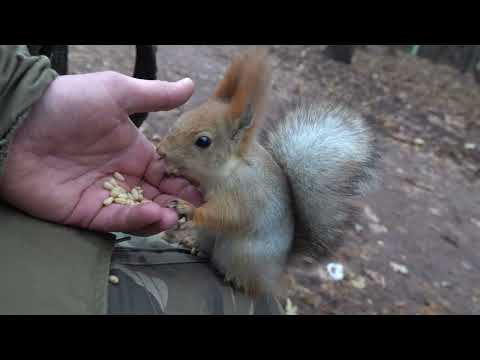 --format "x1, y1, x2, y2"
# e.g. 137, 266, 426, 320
180, 235, 200, 251
168, 199, 195, 223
